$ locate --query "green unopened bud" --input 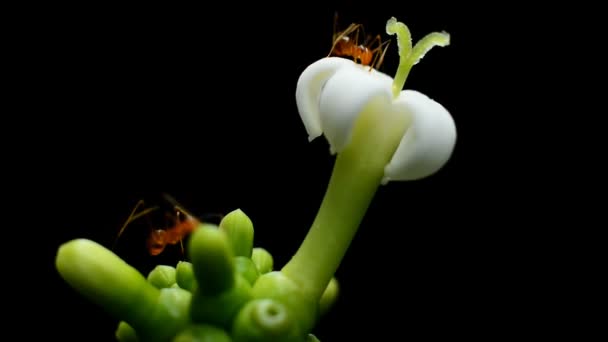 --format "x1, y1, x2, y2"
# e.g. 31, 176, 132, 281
252, 272, 318, 336
189, 224, 235, 295
234, 256, 260, 286
116, 321, 138, 342
306, 334, 321, 342
190, 275, 252, 329
137, 287, 192, 341
220, 209, 254, 257
176, 261, 197, 292
251, 248, 273, 274
172, 324, 231, 342
56, 239, 191, 341
55, 239, 159, 331
319, 277, 339, 316
232, 299, 301, 342
147, 265, 177, 289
